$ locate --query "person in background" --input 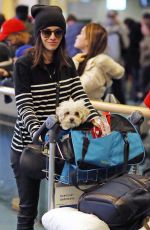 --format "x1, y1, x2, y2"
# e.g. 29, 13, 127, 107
0, 13, 6, 28
104, 10, 128, 103
139, 90, 150, 177
0, 42, 13, 103
13, 44, 33, 63
124, 18, 143, 102
0, 18, 31, 58
10, 5, 107, 230
65, 14, 84, 57
73, 23, 124, 101
15, 44, 32, 57
15, 5, 33, 36
140, 18, 150, 99
105, 10, 129, 64
141, 12, 150, 26
0, 42, 13, 74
